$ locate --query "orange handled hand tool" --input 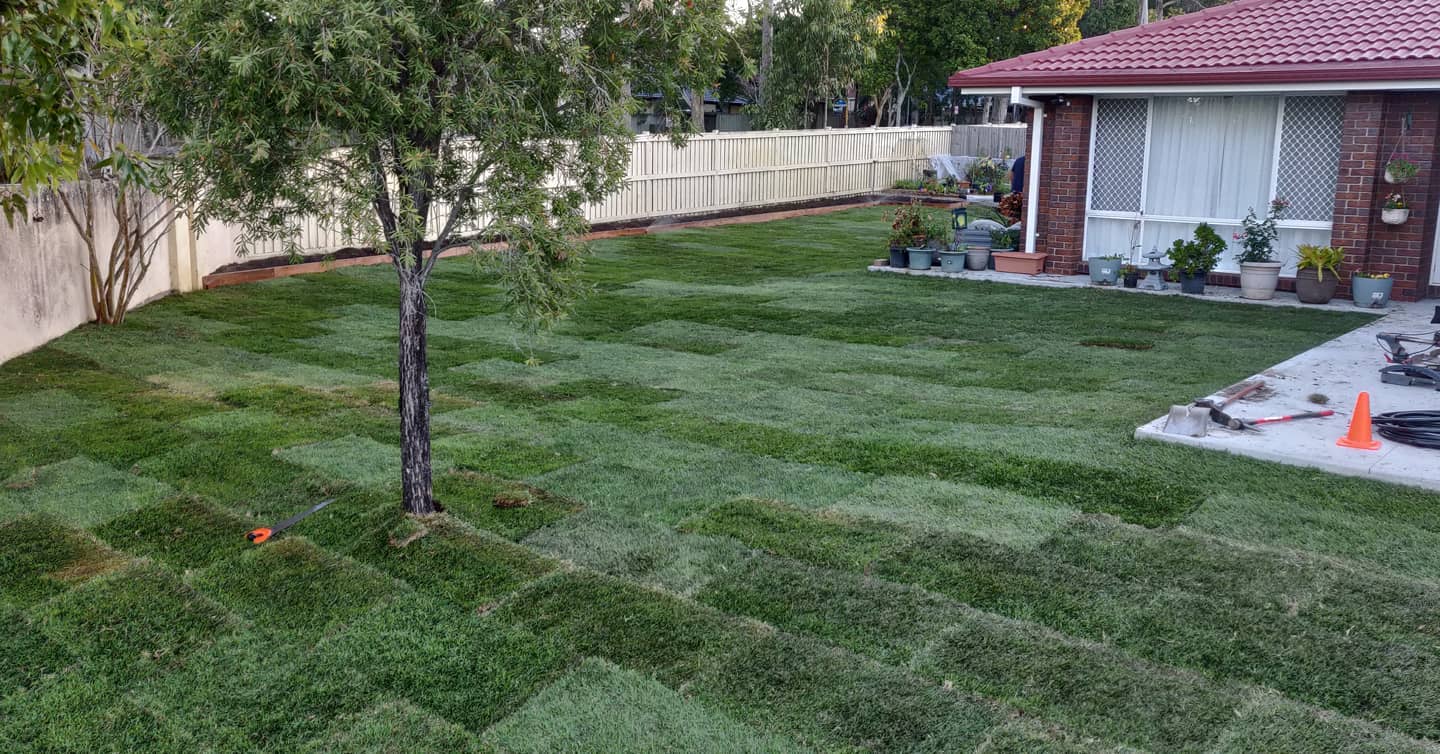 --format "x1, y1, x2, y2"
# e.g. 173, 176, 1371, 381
1240, 410, 1335, 430
247, 498, 336, 543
